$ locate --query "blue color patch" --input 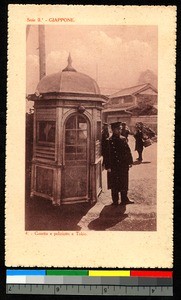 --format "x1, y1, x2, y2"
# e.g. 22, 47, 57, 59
6, 270, 46, 276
